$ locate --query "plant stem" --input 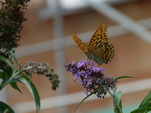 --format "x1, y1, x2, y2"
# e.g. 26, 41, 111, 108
107, 90, 123, 113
